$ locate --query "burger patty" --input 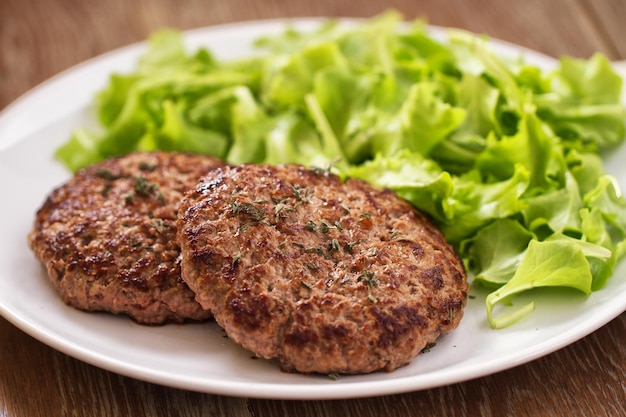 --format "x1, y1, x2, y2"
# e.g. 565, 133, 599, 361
29, 151, 225, 325
177, 164, 469, 374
